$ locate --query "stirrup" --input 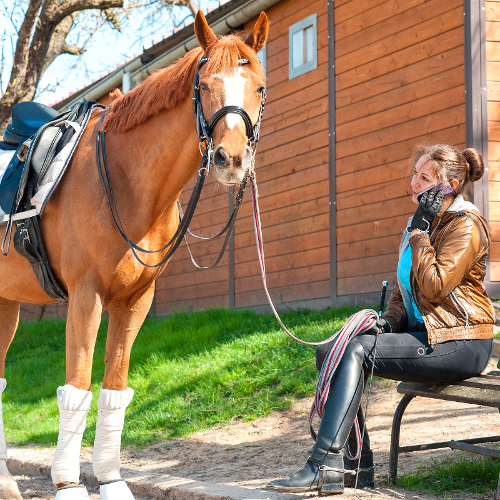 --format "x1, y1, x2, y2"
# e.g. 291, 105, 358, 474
307, 456, 356, 475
